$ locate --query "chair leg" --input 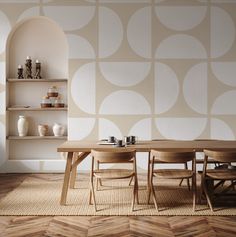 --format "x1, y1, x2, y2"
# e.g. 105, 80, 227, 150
131, 176, 136, 211
147, 172, 152, 204
129, 176, 133, 186
147, 152, 151, 191
89, 188, 92, 205
90, 177, 97, 211
203, 179, 214, 212
147, 185, 151, 204
199, 172, 204, 204
187, 178, 191, 191
95, 178, 103, 191
95, 161, 102, 191
99, 179, 103, 187
135, 174, 139, 204
179, 178, 184, 187
192, 176, 196, 212
149, 171, 158, 210
151, 183, 158, 211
